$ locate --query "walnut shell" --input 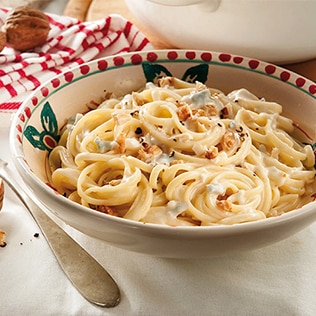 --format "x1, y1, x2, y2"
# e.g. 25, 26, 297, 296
4, 6, 50, 51
0, 31, 6, 52
0, 230, 6, 248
